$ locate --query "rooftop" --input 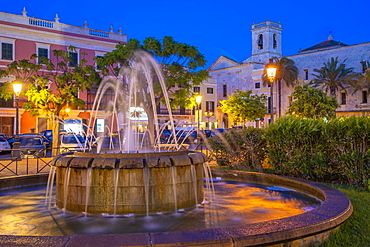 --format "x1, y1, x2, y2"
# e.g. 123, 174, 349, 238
299, 34, 348, 54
